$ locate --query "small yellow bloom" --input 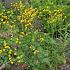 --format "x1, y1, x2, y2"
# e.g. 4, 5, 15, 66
20, 32, 25, 35
16, 41, 19, 43
0, 50, 3, 54
33, 51, 36, 54
40, 38, 44, 42
14, 48, 17, 50
33, 48, 35, 51
7, 11, 10, 14
3, 49, 5, 51
20, 19, 24, 23
1, 18, 3, 21
4, 46, 10, 49
17, 56, 20, 59
33, 50, 39, 54
3, 22, 6, 24
4, 40, 7, 46
2, 16, 7, 19
8, 55, 11, 57
19, 0, 22, 8
19, 42, 21, 44
64, 59, 66, 64
29, 45, 32, 48
14, 52, 17, 55
8, 50, 12, 54
7, 21, 9, 23
16, 38, 19, 43
29, 23, 32, 26
16, 38, 19, 41
48, 11, 51, 14
17, 60, 21, 63
0, 13, 3, 16
10, 3, 12, 5
36, 50, 39, 53
10, 61, 14, 64
64, 16, 67, 18
9, 57, 12, 60
10, 38, 12, 40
